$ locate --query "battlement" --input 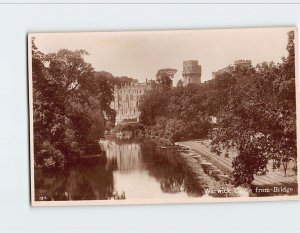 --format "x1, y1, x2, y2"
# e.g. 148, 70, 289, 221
114, 79, 152, 91
182, 60, 201, 74
234, 60, 252, 67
